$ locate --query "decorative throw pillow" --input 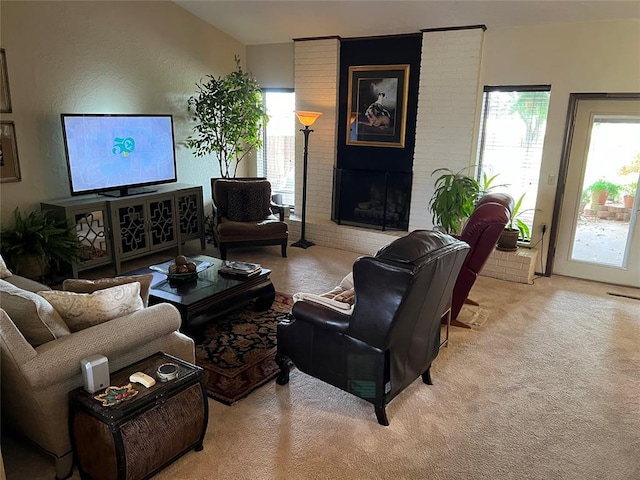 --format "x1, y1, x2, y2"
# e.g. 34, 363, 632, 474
62, 274, 153, 307
0, 254, 12, 278
38, 282, 144, 332
0, 279, 71, 347
293, 292, 355, 313
226, 188, 265, 222
319, 272, 356, 305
